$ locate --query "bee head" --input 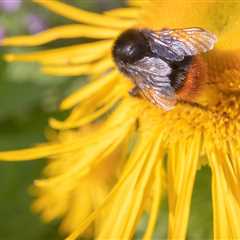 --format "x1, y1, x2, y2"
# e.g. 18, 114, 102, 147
112, 29, 151, 66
